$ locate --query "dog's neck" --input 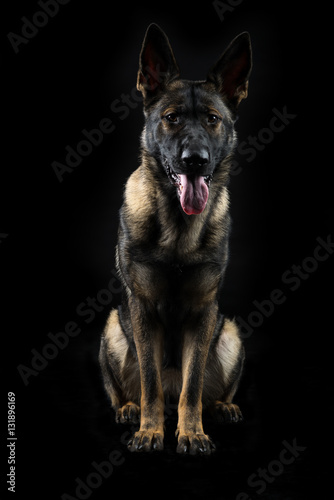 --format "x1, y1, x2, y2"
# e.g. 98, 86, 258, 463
130, 150, 231, 262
